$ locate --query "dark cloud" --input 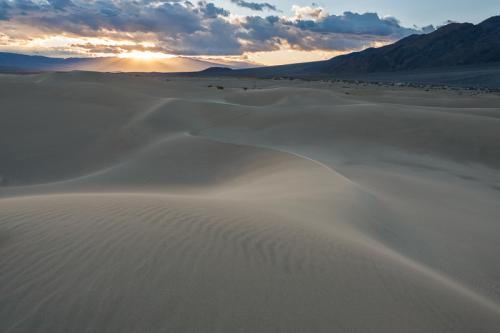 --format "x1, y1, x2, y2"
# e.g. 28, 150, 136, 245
96, 0, 121, 17
293, 12, 417, 36
153, 17, 243, 55
198, 1, 229, 18
230, 0, 278, 12
26, 1, 205, 36
47, 0, 74, 10
9, 0, 39, 13
0, 1, 433, 56
234, 10, 429, 53
239, 15, 393, 53
0, 1, 10, 20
